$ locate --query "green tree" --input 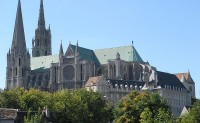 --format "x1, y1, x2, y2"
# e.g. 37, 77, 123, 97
154, 108, 174, 123
0, 88, 112, 122
52, 89, 112, 123
0, 87, 24, 109
180, 101, 200, 123
113, 91, 173, 123
0, 88, 52, 111
140, 108, 153, 123
20, 88, 52, 111
0, 91, 4, 107
24, 108, 42, 123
